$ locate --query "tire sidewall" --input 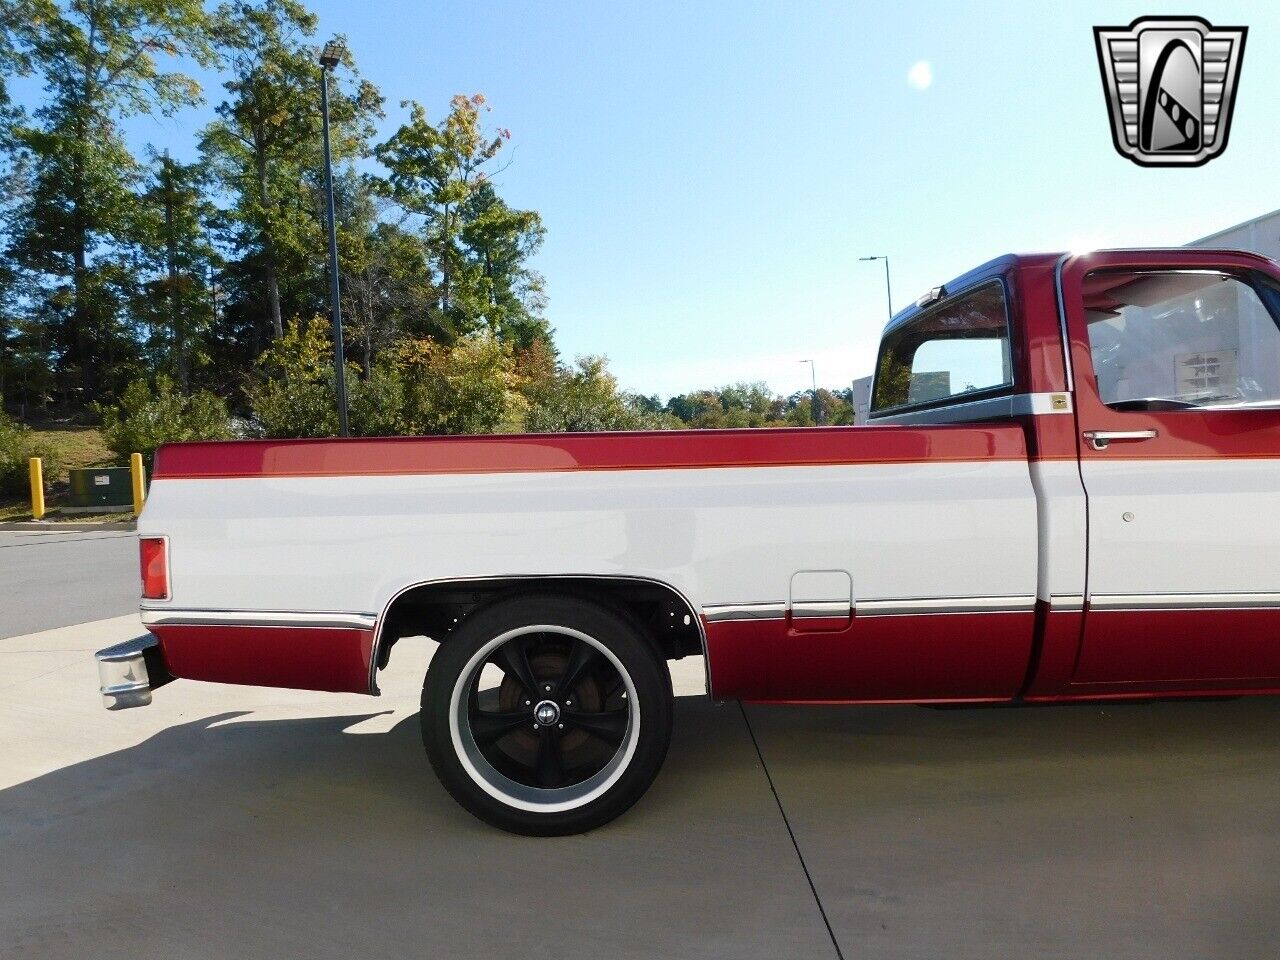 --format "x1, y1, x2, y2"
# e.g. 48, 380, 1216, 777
422, 593, 673, 835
